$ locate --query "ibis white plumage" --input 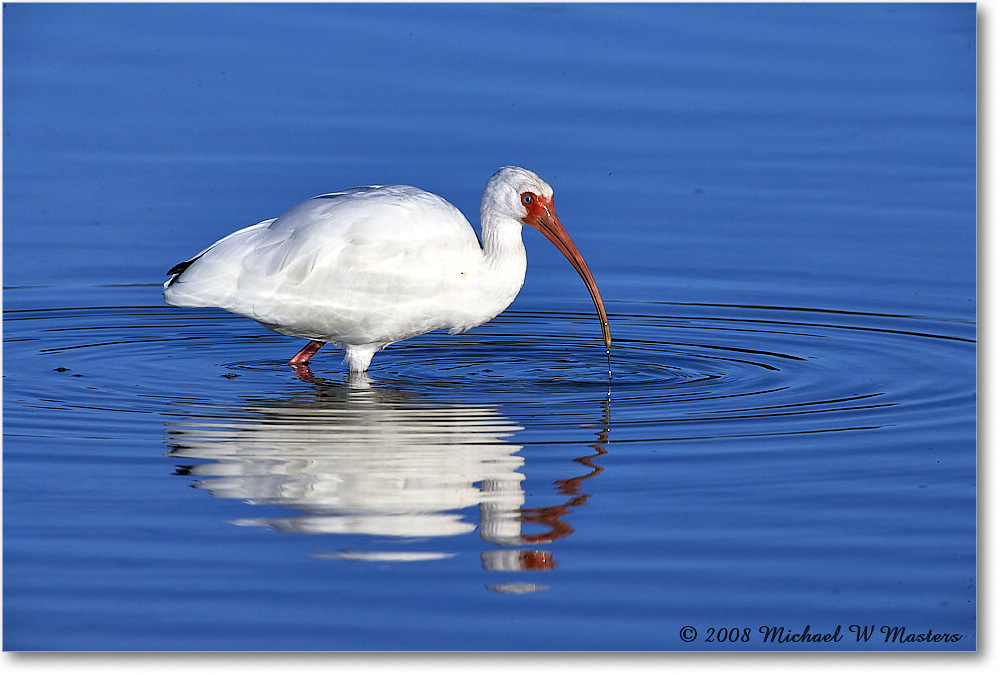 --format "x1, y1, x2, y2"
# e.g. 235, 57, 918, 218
164, 166, 611, 374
